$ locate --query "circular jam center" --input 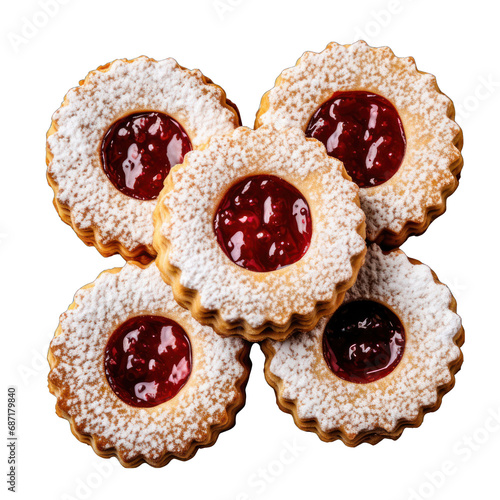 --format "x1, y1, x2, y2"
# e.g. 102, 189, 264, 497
322, 300, 405, 384
104, 315, 192, 407
101, 112, 192, 200
305, 91, 406, 188
214, 175, 312, 273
